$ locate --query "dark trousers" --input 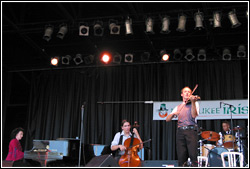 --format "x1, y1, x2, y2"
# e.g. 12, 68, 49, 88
176, 129, 198, 167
